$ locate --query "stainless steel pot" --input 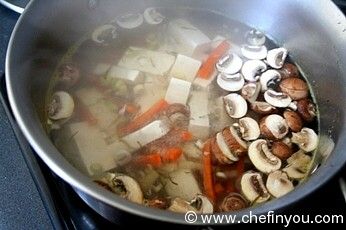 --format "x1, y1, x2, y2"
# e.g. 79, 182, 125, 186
6, 0, 346, 225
